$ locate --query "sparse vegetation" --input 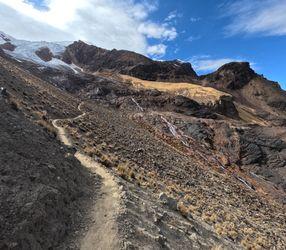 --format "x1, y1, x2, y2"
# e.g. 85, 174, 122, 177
117, 162, 136, 181
37, 119, 58, 137
177, 201, 191, 218
120, 74, 230, 105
